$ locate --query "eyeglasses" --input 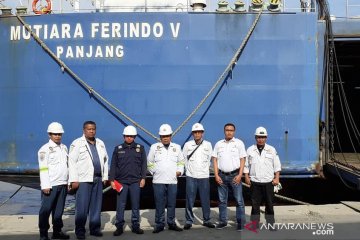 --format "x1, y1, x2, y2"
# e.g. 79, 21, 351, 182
50, 133, 62, 136
124, 135, 135, 138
